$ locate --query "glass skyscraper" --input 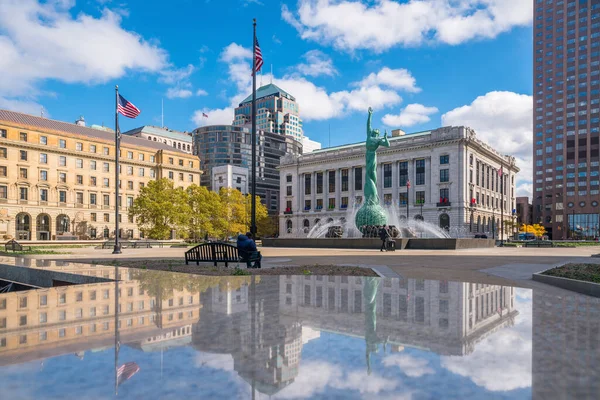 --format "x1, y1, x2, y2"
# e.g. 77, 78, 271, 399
192, 125, 302, 214
533, 0, 600, 239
